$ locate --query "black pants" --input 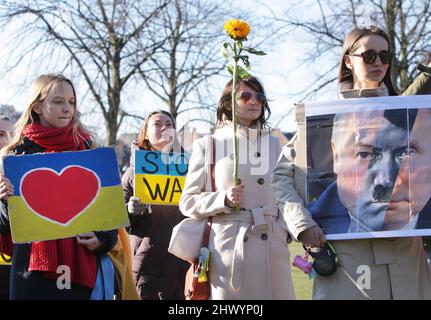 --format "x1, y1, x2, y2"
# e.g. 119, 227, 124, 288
0, 265, 10, 300
10, 270, 91, 300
